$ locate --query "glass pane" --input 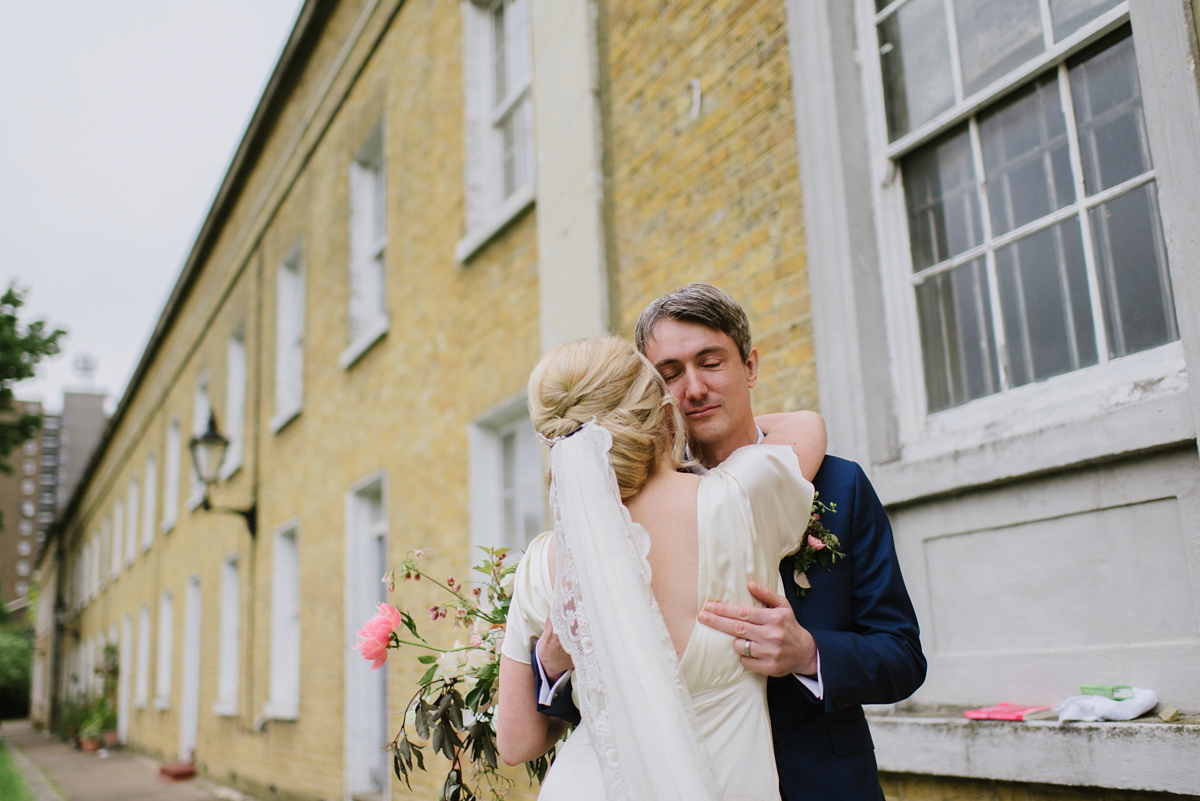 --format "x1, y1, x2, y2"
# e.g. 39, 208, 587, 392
878, 0, 955, 140
903, 126, 982, 270
501, 112, 517, 198
954, 0, 1045, 96
492, 2, 507, 106
505, 0, 530, 90
980, 74, 1072, 235
916, 258, 1000, 412
1049, 0, 1121, 42
1070, 32, 1152, 195
1089, 182, 1178, 358
996, 217, 1096, 387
